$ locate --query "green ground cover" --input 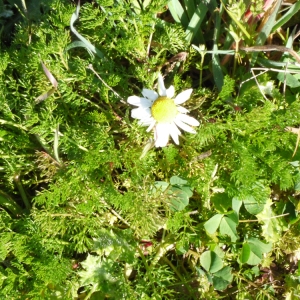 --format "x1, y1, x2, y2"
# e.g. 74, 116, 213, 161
1, 0, 300, 298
